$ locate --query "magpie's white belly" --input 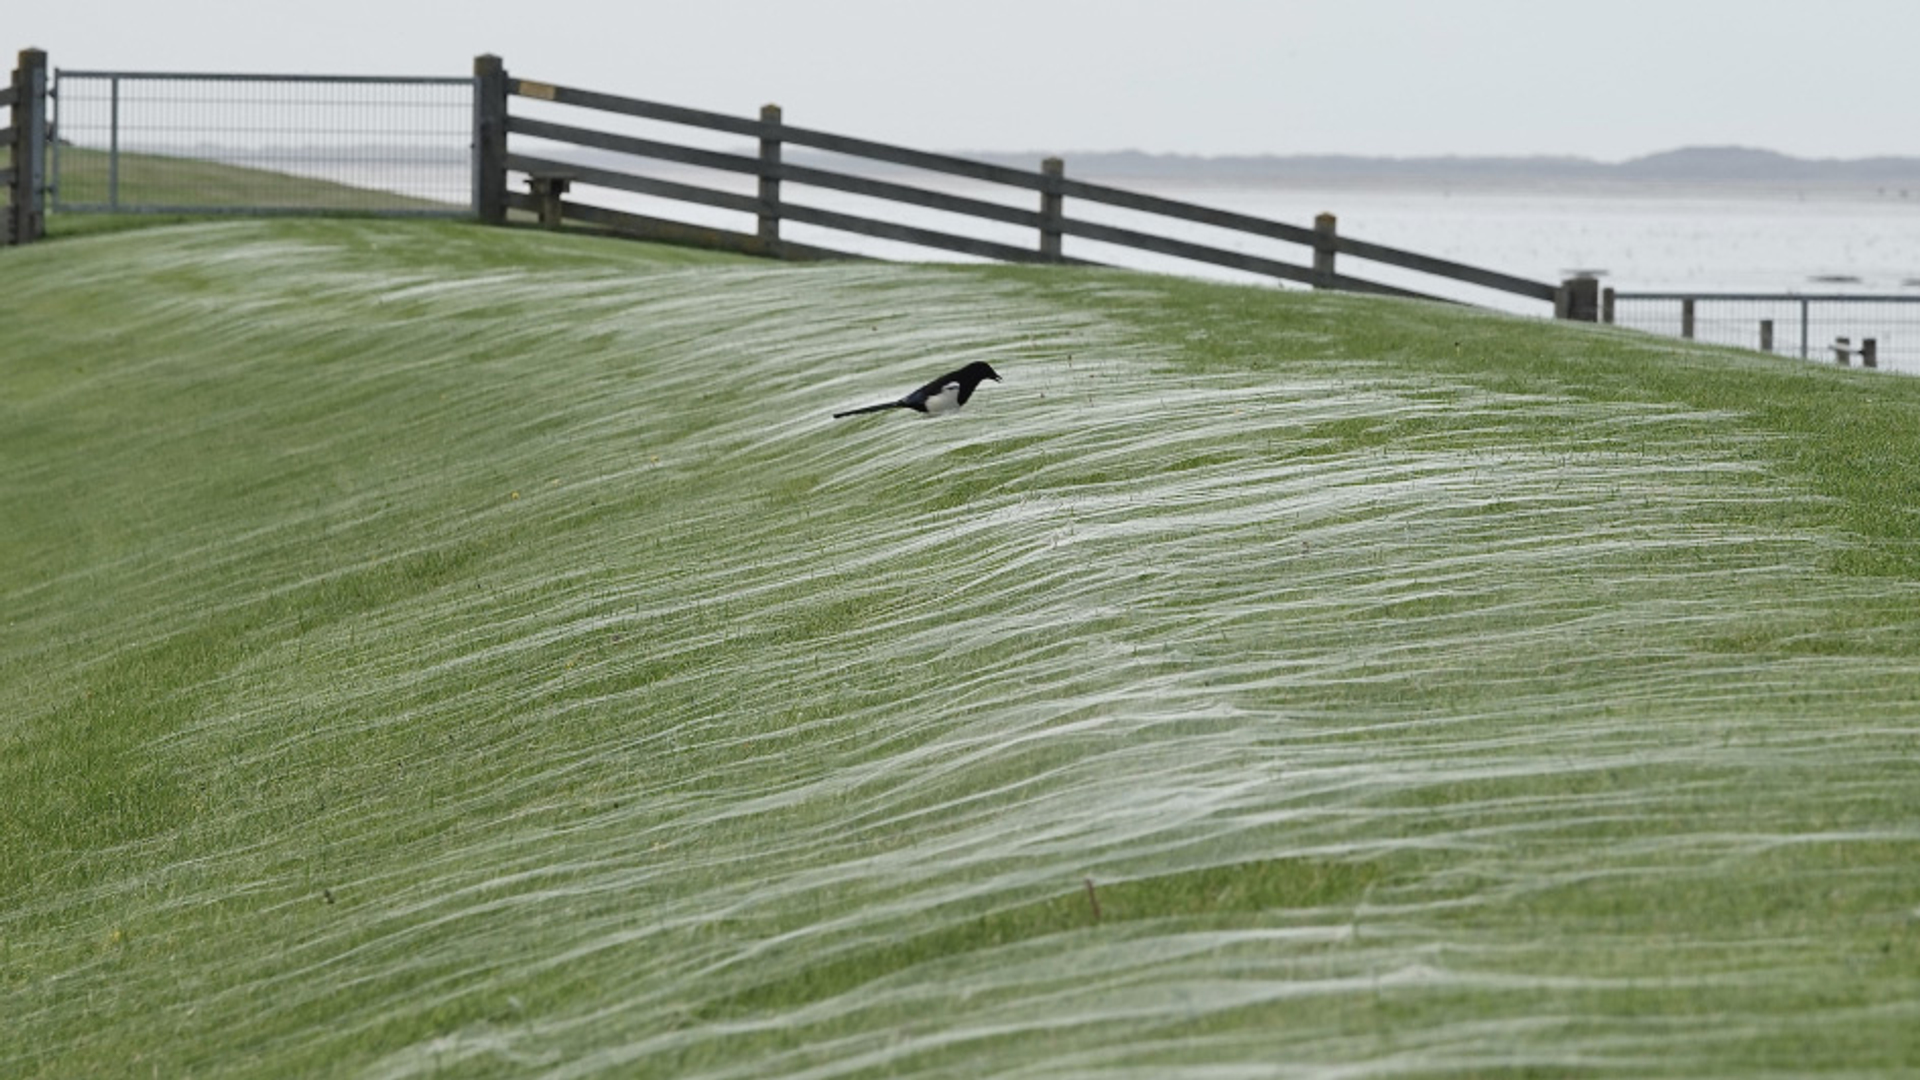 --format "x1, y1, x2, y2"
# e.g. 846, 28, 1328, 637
921, 382, 962, 416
